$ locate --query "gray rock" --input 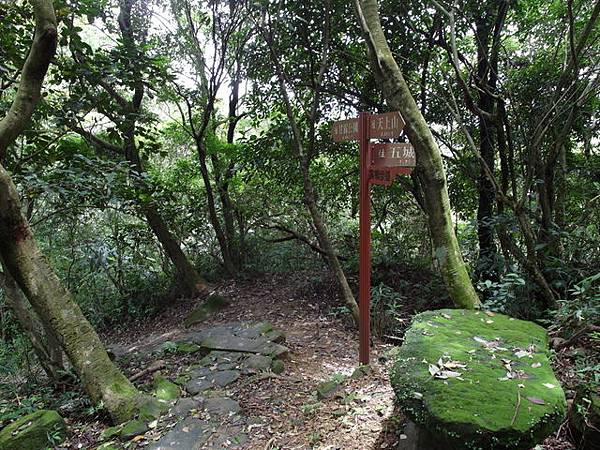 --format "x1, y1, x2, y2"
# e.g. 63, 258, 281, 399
212, 369, 241, 387
184, 369, 240, 395
242, 354, 272, 371
171, 397, 204, 418
148, 417, 211, 450
205, 397, 241, 416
